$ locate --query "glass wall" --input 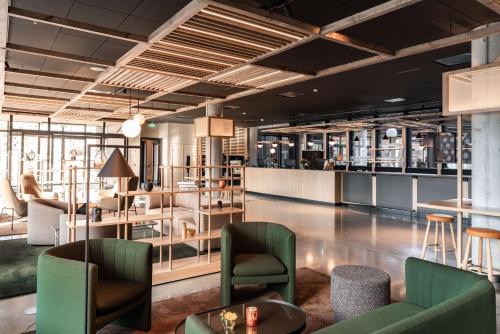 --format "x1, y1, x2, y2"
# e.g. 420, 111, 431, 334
0, 116, 125, 195
376, 128, 403, 169
257, 134, 298, 168
350, 130, 372, 169
326, 132, 347, 169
